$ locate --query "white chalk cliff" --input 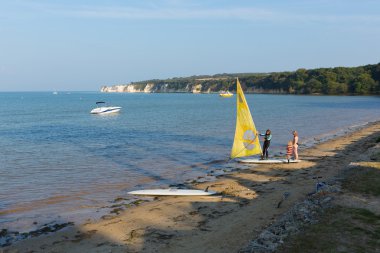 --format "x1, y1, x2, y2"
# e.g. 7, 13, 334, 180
100, 83, 204, 93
